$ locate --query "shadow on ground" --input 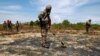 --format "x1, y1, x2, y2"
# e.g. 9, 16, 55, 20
0, 35, 99, 56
